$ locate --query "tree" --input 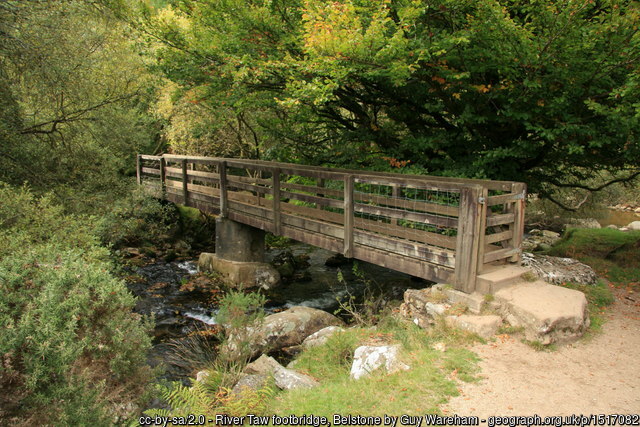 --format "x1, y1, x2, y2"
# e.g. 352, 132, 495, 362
0, 0, 159, 211
137, 0, 640, 200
